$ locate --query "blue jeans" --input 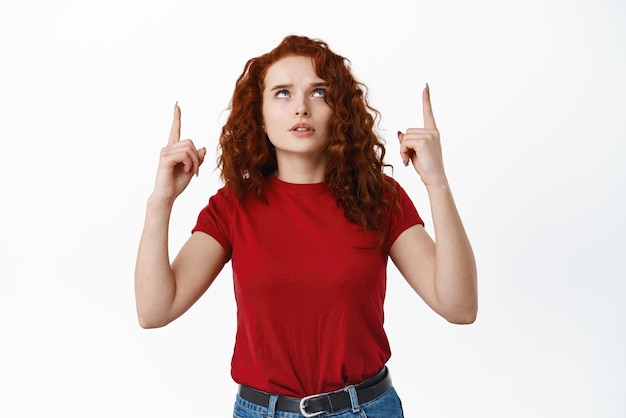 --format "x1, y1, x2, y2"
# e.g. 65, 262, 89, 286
233, 385, 404, 418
